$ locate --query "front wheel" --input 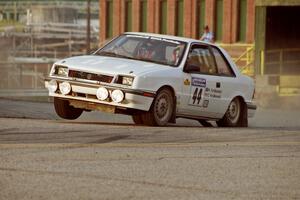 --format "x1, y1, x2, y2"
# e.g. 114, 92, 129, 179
217, 98, 246, 127
54, 97, 83, 120
141, 88, 174, 126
